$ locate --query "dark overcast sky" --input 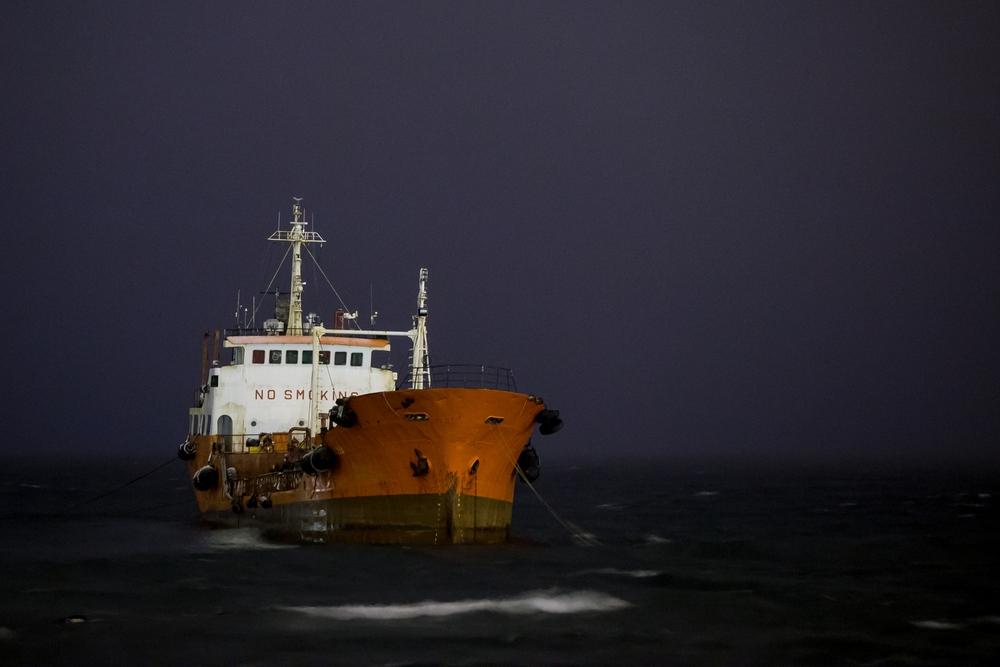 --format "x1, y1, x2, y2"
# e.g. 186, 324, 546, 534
1, 1, 998, 462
